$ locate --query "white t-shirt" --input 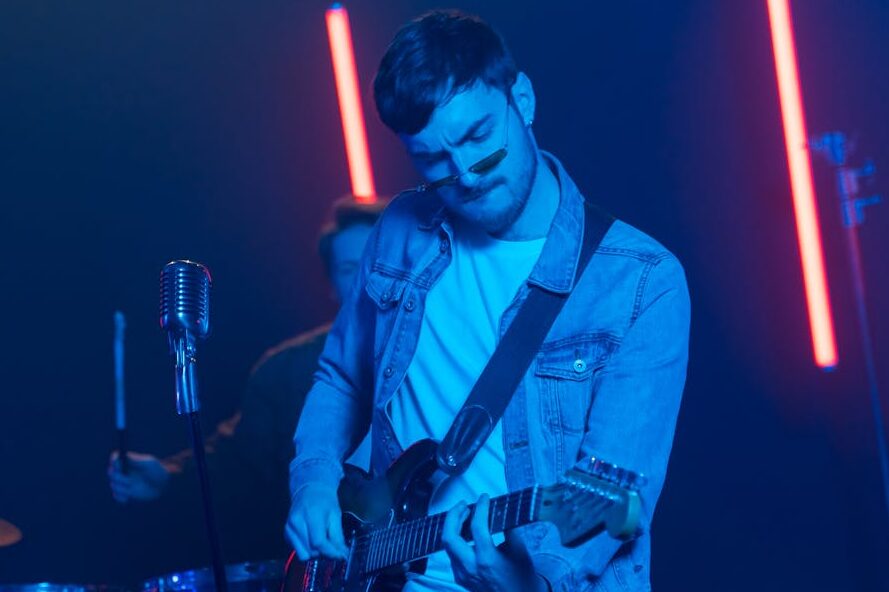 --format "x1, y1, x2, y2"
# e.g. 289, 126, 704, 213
388, 218, 545, 592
